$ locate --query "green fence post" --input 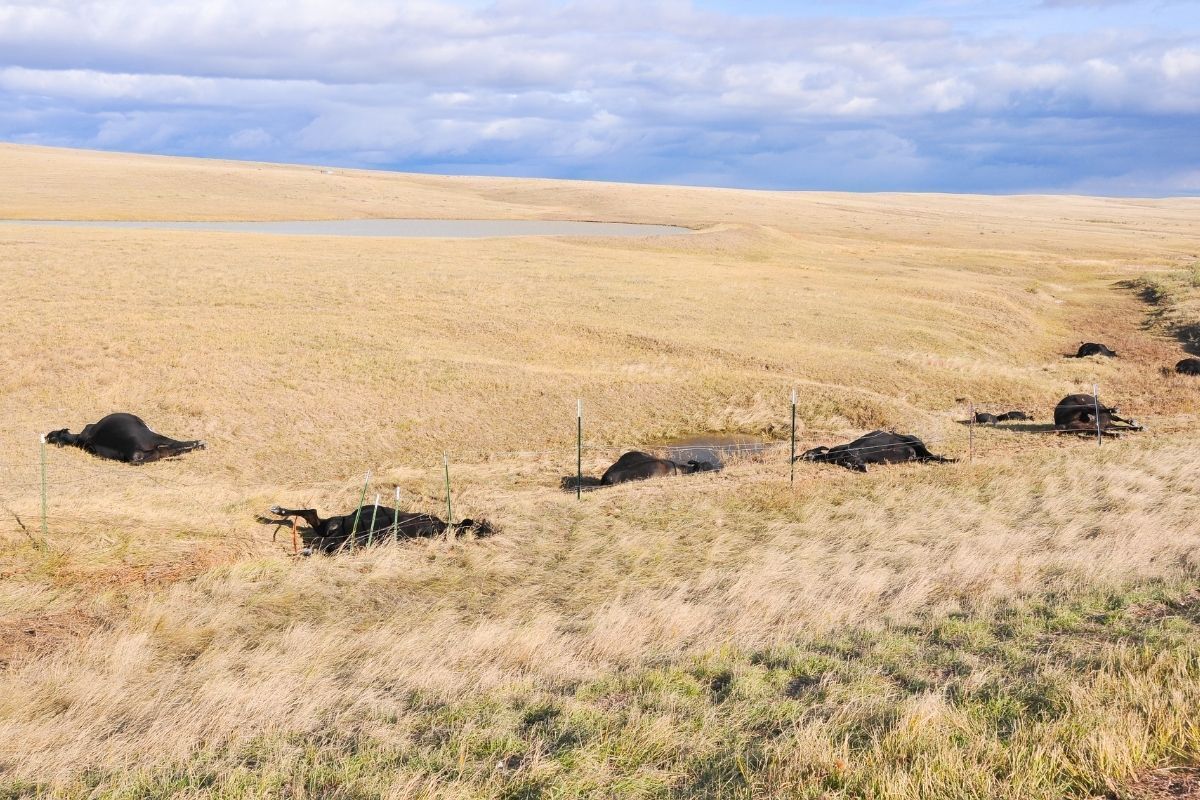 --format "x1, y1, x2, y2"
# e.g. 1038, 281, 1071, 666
577, 399, 583, 500
443, 452, 452, 525
345, 470, 372, 551
789, 389, 796, 487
